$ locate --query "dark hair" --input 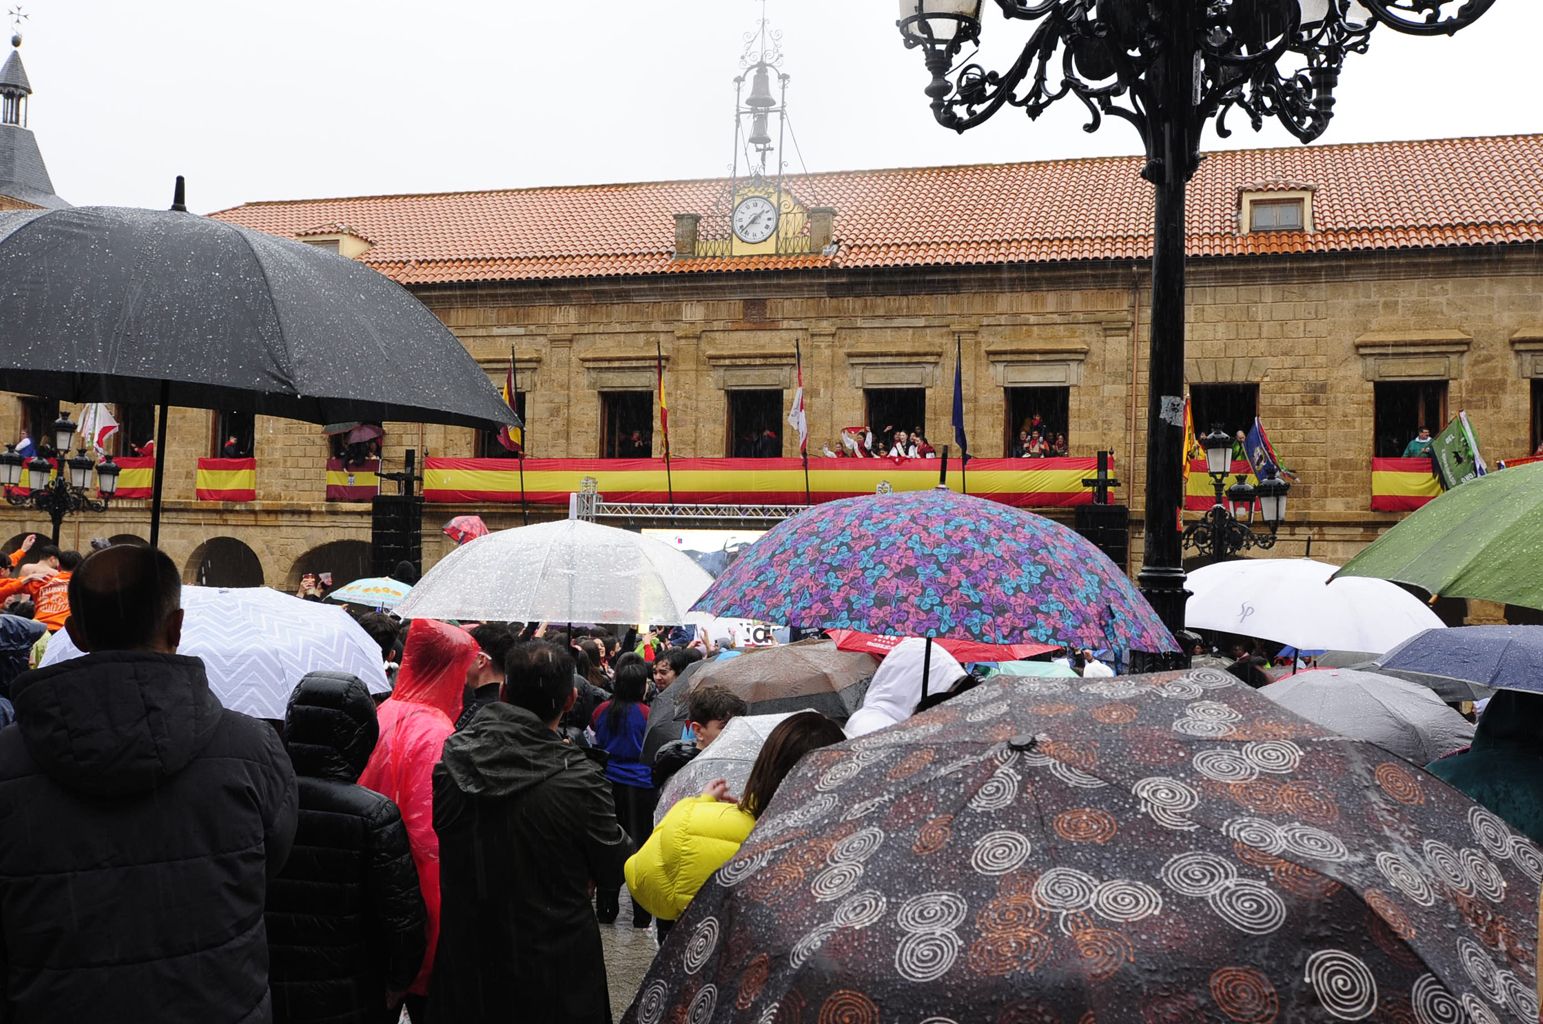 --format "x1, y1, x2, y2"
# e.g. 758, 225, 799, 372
469, 623, 516, 671
613, 651, 644, 673
683, 646, 705, 665
575, 637, 607, 687
687, 685, 748, 726
57, 550, 83, 571
738, 711, 845, 818
33, 544, 60, 564
67, 545, 181, 652
661, 648, 692, 676
504, 640, 574, 723
607, 661, 650, 729
8, 599, 33, 620
356, 612, 404, 662
389, 560, 418, 585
